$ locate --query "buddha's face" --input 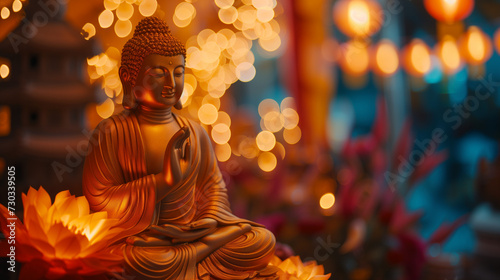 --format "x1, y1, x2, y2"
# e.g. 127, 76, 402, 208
133, 54, 185, 109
